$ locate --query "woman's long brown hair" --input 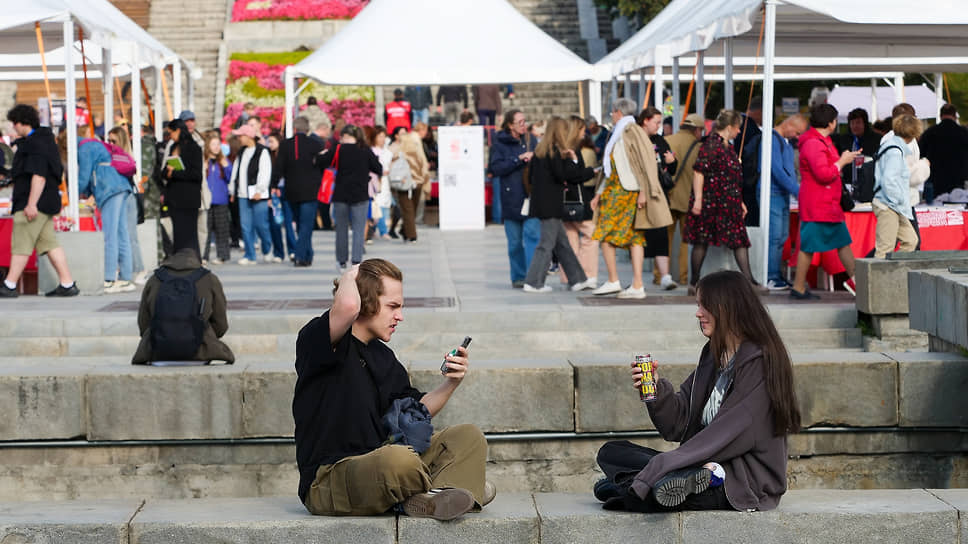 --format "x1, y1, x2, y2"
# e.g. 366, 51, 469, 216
697, 270, 801, 436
